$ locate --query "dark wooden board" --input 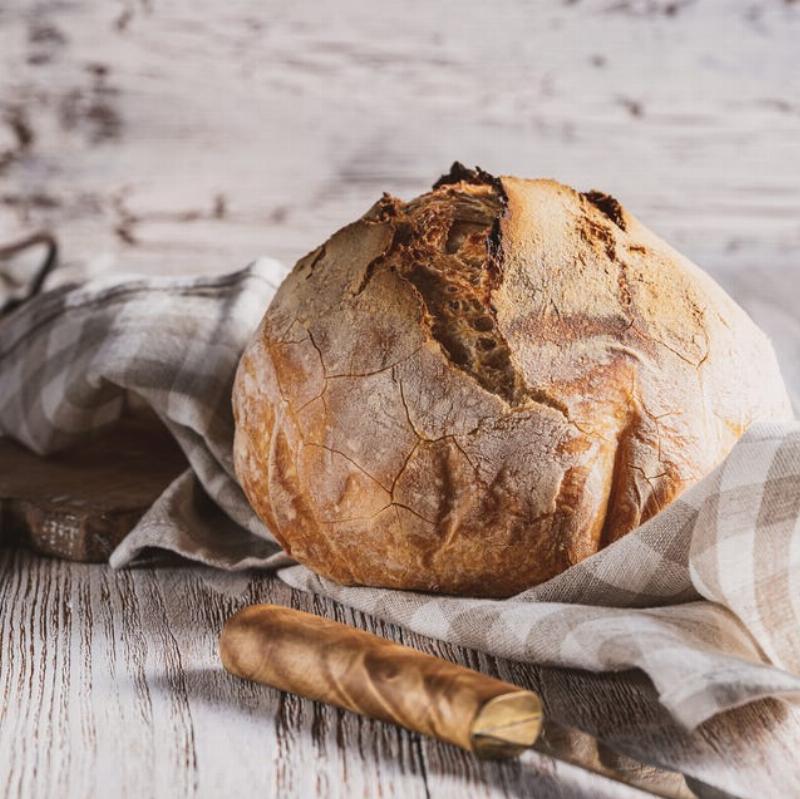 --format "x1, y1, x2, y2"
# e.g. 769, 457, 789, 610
0, 416, 187, 561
